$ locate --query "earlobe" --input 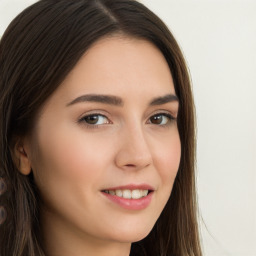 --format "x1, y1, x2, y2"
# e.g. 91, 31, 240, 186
14, 144, 32, 175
